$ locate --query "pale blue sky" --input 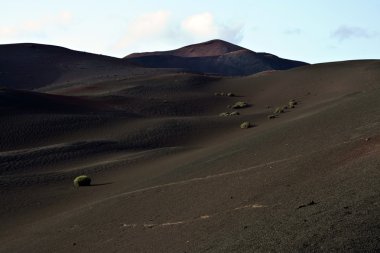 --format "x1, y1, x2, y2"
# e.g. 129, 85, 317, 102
1, 0, 379, 63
